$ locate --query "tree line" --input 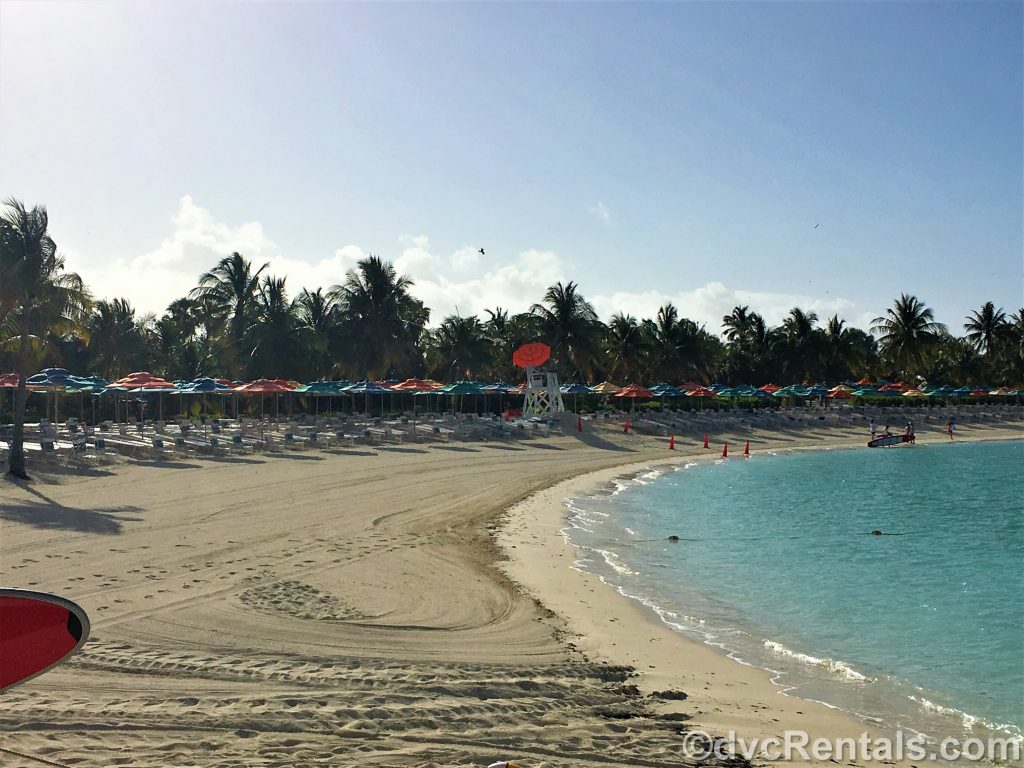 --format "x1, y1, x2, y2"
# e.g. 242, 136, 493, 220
3, 198, 1023, 389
